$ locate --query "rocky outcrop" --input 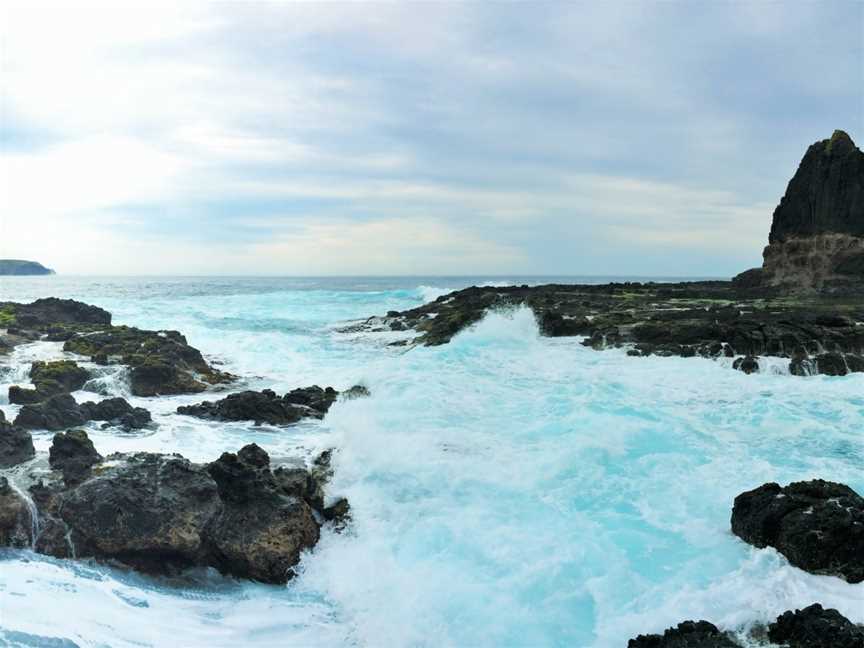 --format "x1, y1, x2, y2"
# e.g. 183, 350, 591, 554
10, 435, 340, 583
0, 477, 33, 547
627, 620, 739, 647
63, 326, 233, 396
351, 282, 864, 376
629, 606, 864, 648
9, 360, 91, 404
768, 603, 864, 648
761, 130, 864, 292
14, 394, 151, 432
731, 480, 864, 583
0, 410, 35, 467
177, 385, 361, 425
0, 260, 54, 276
